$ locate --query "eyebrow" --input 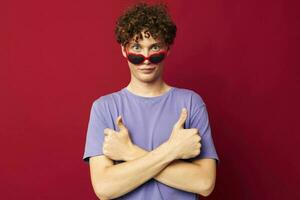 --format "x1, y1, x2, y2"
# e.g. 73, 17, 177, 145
130, 42, 163, 48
